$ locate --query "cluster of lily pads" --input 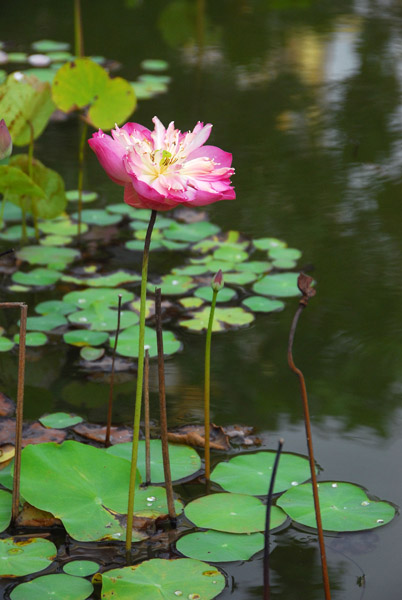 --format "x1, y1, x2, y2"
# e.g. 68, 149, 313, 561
0, 432, 395, 599
0, 198, 305, 363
